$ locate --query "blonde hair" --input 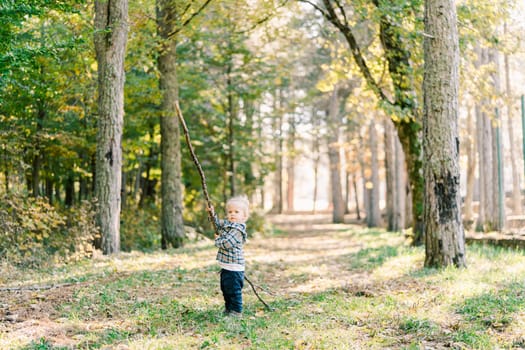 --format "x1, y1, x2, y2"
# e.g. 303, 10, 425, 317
226, 195, 250, 217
